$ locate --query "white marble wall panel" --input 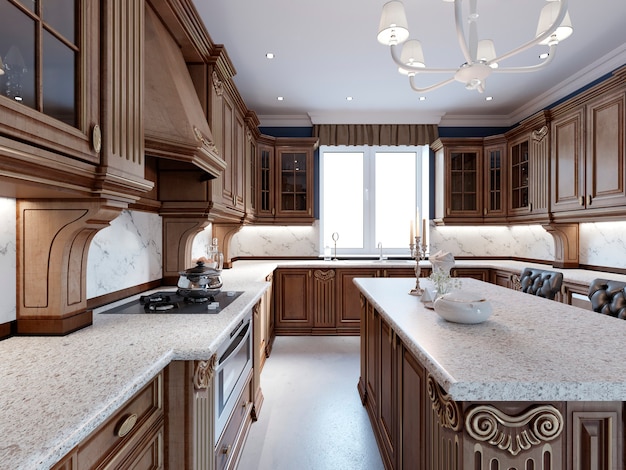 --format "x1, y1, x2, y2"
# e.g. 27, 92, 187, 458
191, 225, 212, 260
87, 210, 162, 298
0, 198, 16, 323
229, 223, 320, 258
580, 221, 626, 269
428, 223, 554, 260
